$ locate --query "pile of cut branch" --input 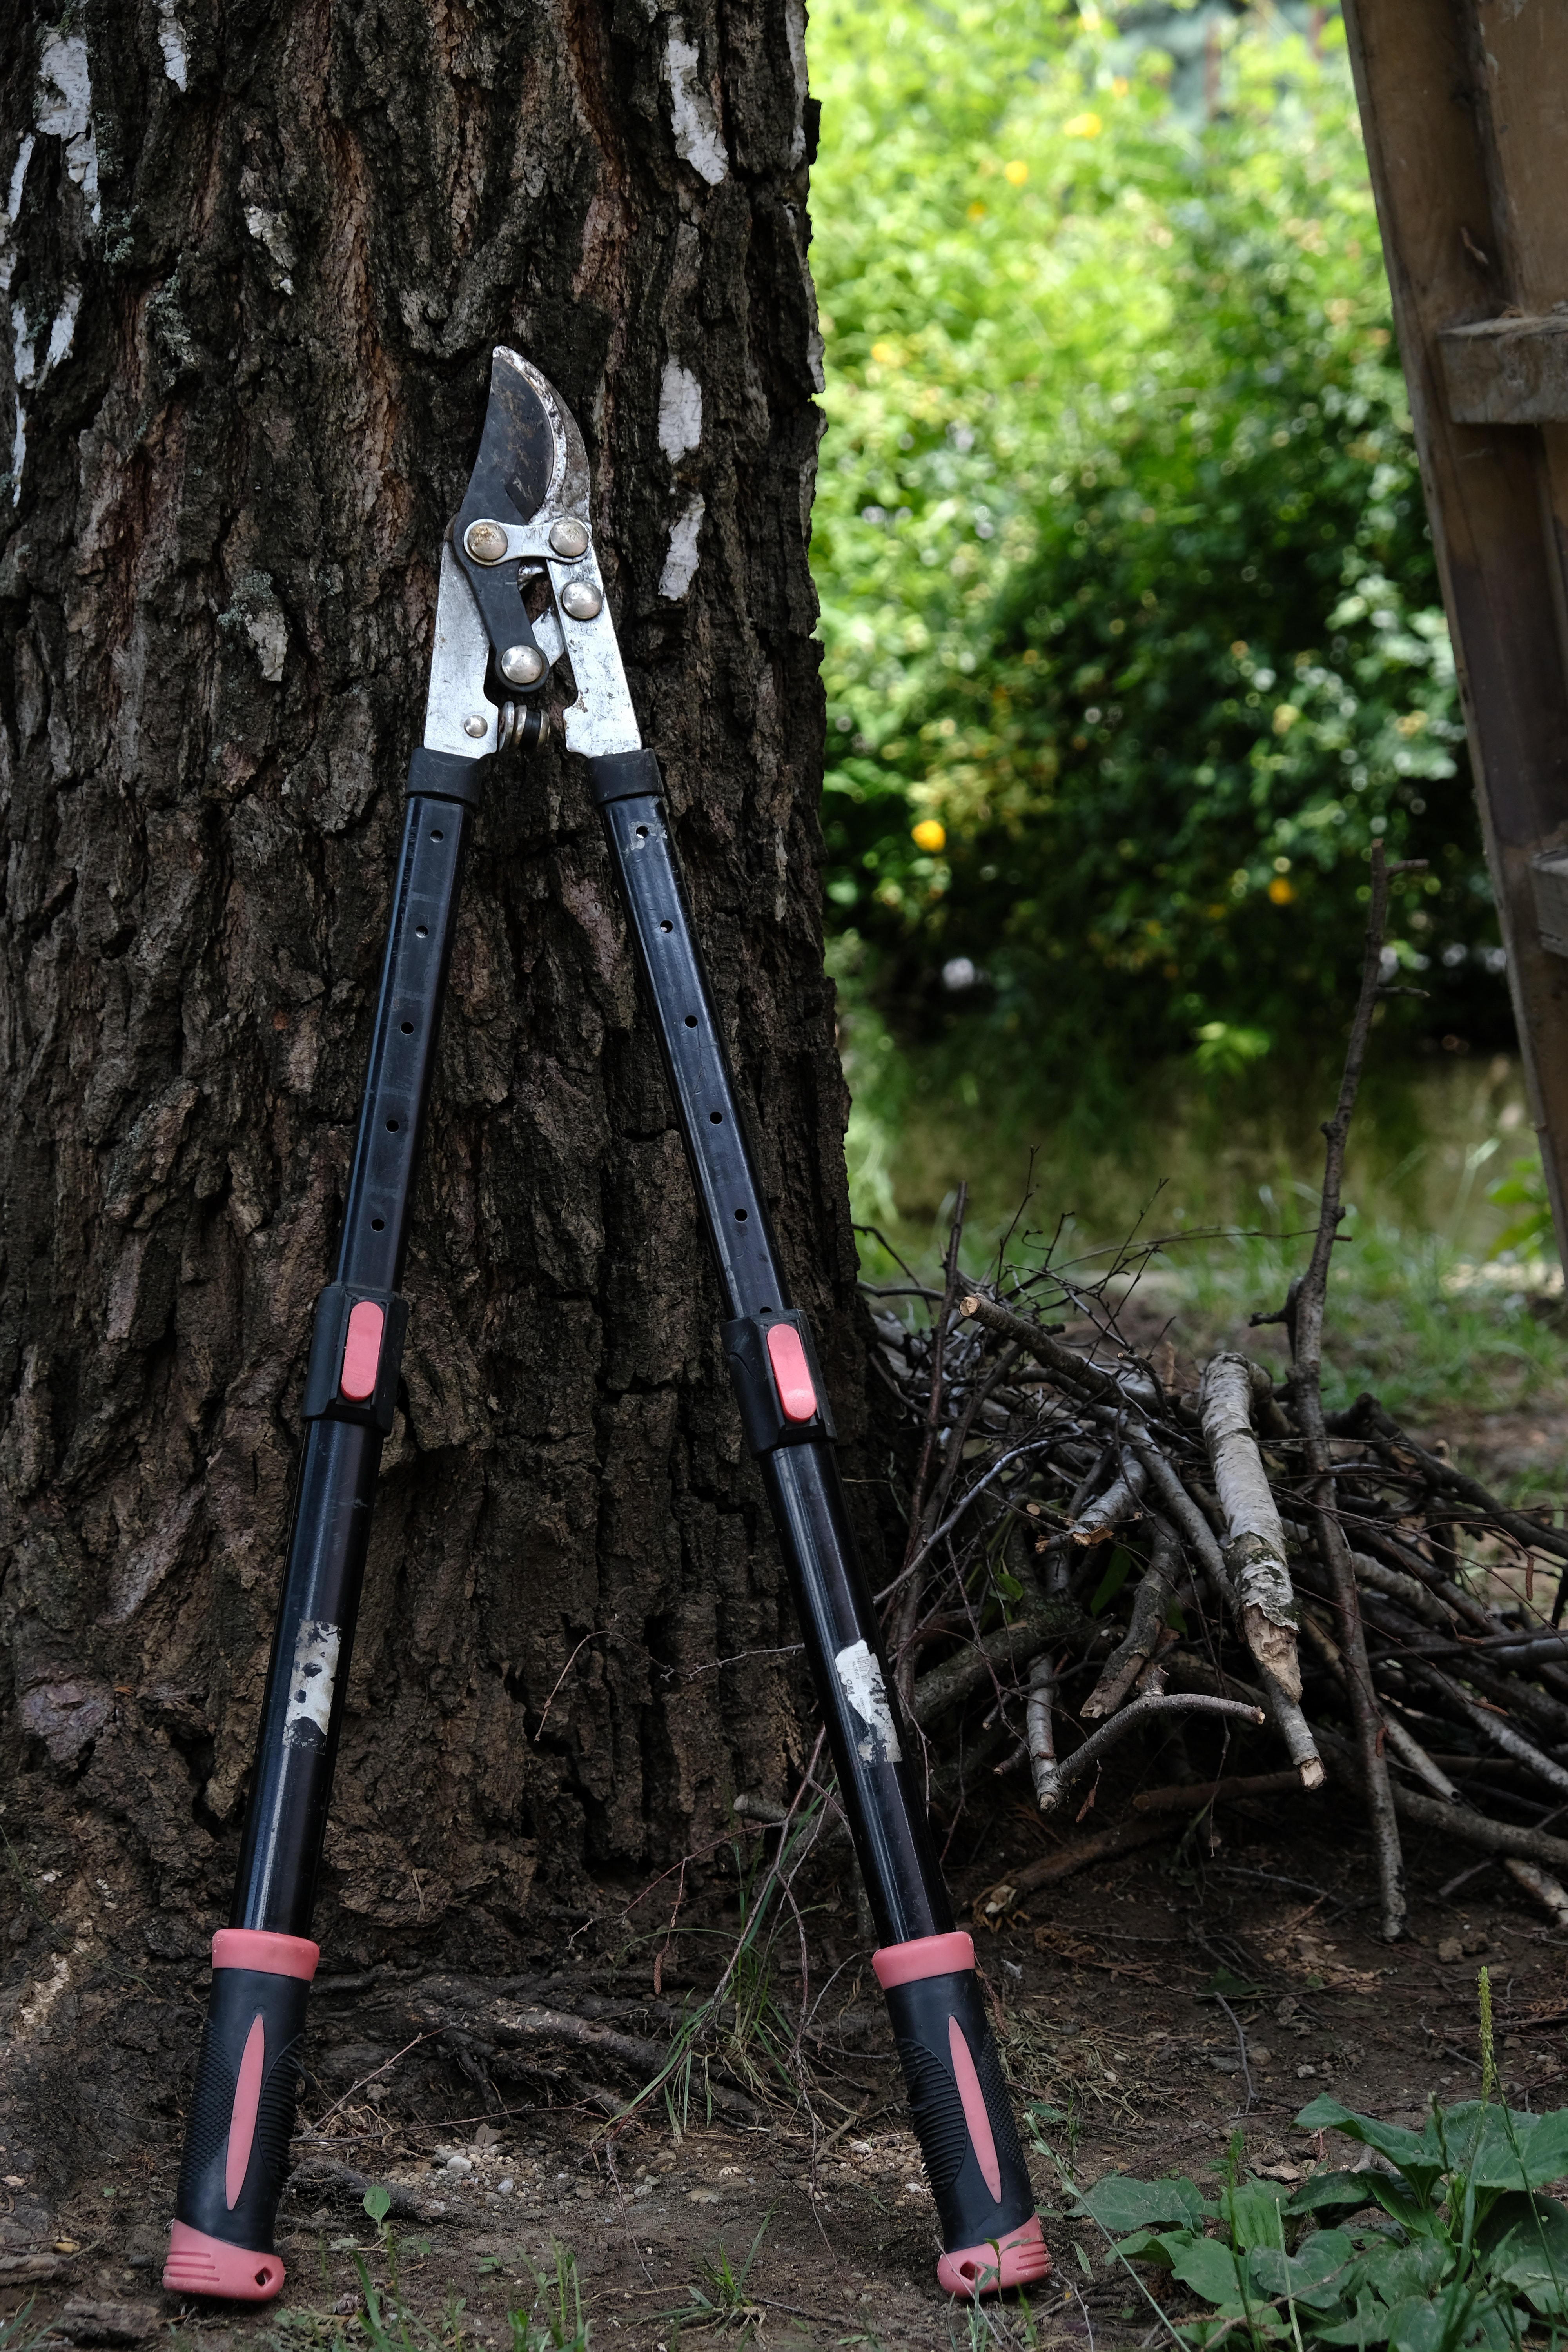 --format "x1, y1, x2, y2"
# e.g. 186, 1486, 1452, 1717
868, 848, 1568, 1942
